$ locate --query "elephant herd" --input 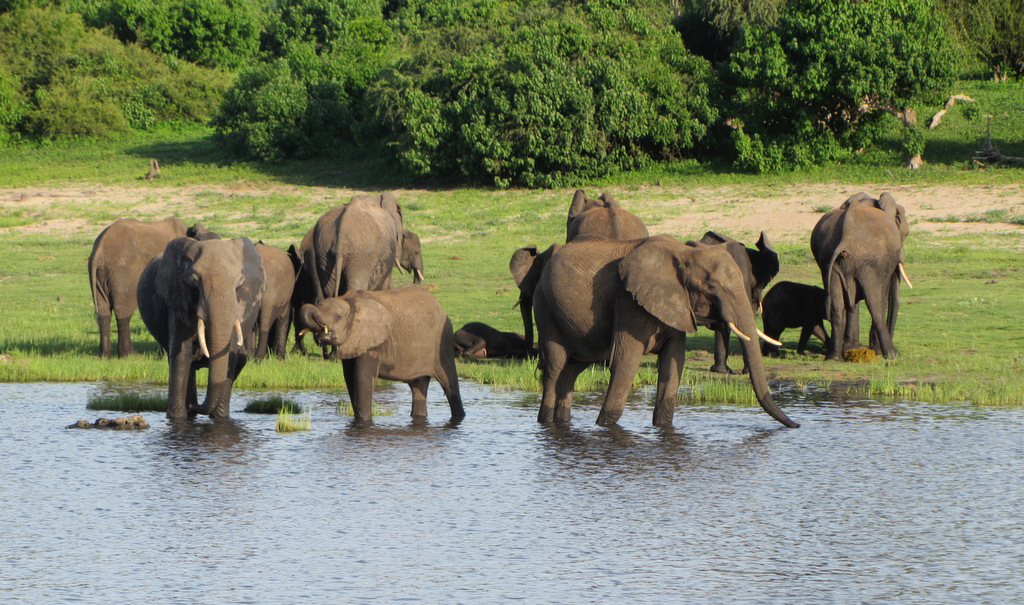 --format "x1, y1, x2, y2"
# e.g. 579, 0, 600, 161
87, 189, 911, 429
